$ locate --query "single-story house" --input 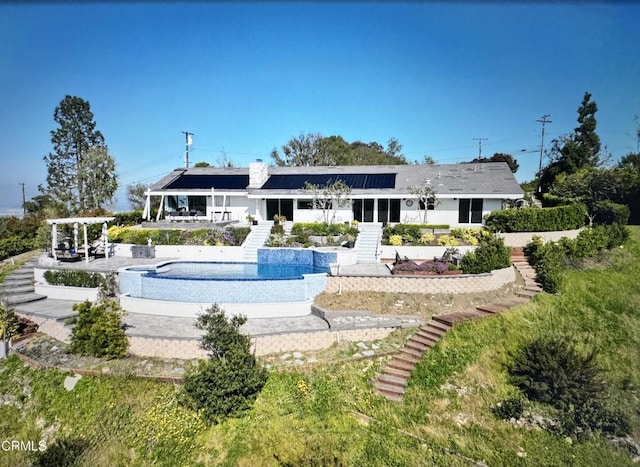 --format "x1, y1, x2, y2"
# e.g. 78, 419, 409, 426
142, 161, 523, 227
